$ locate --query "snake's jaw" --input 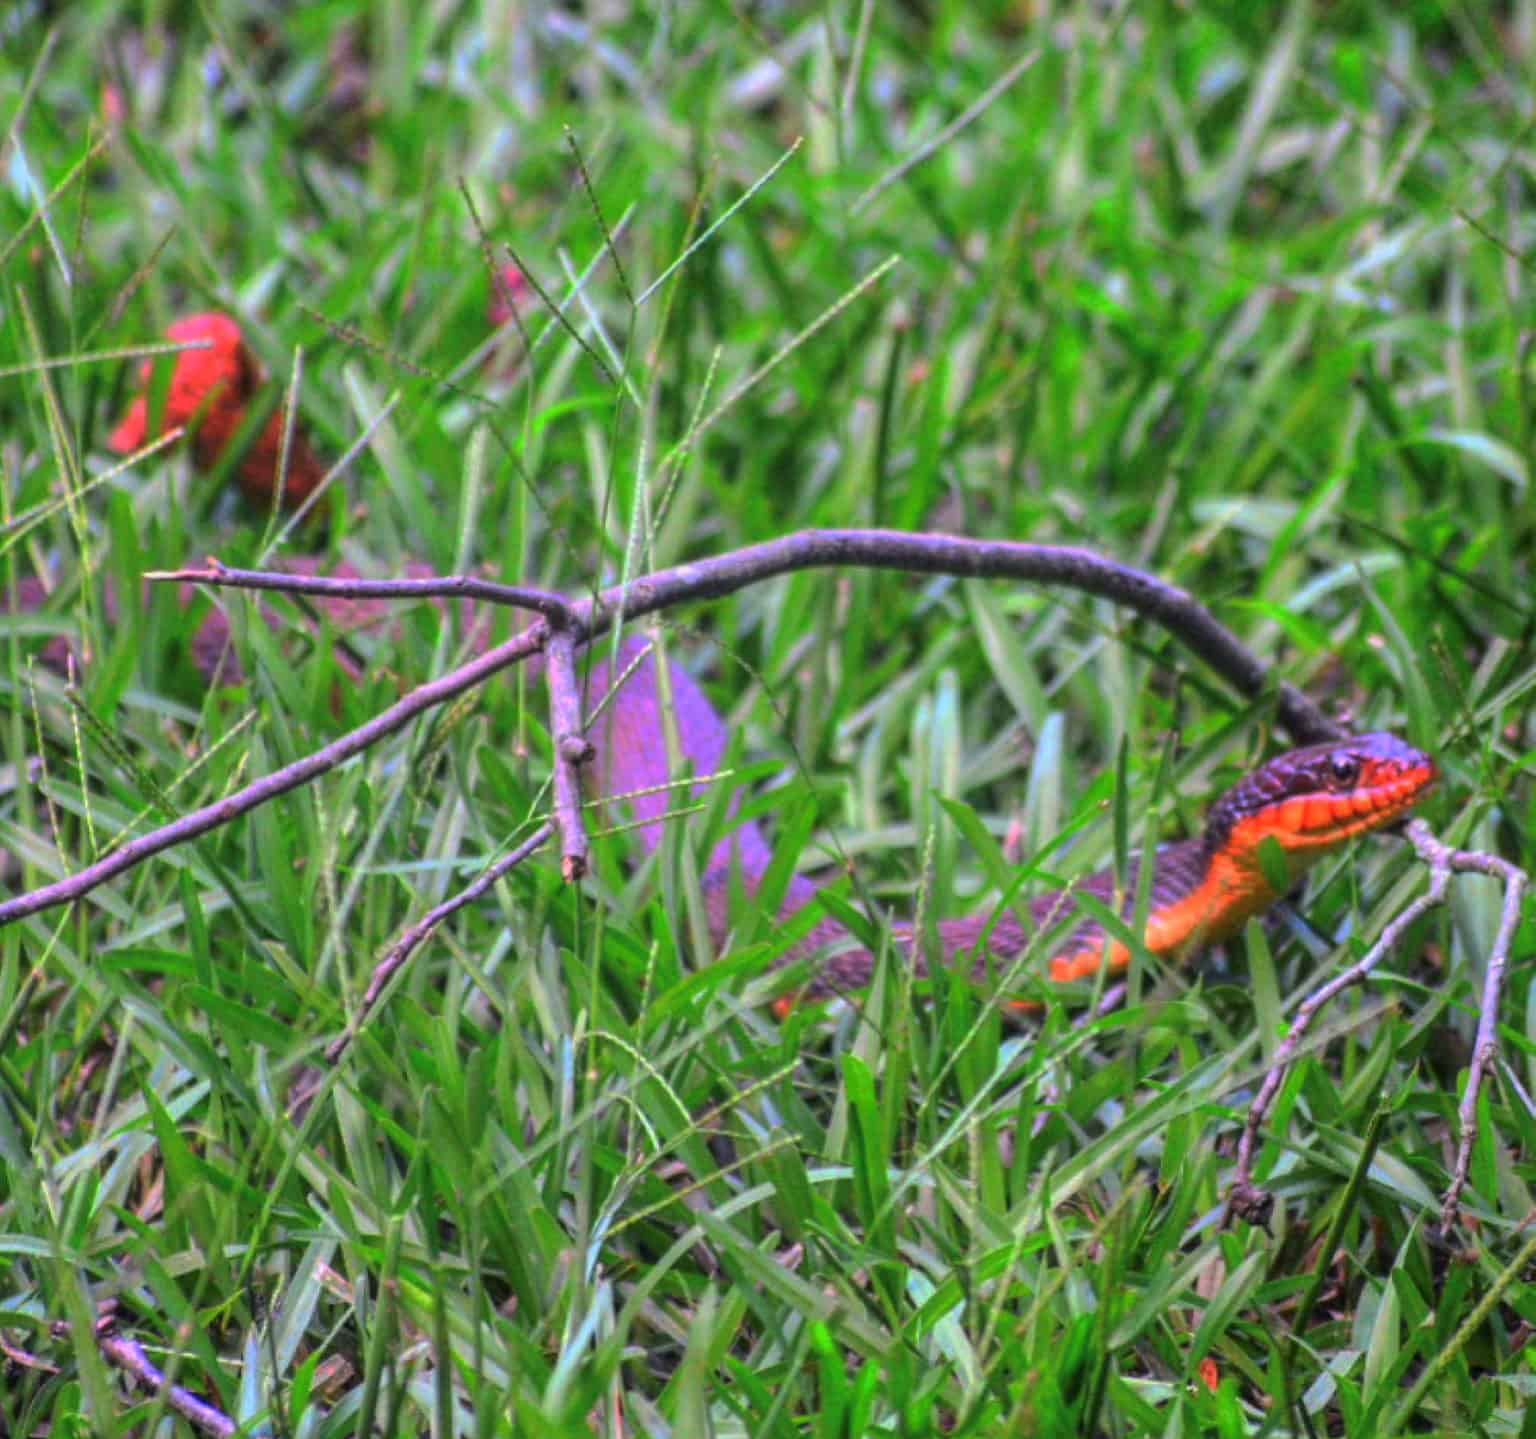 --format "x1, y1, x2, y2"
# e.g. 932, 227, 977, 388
1213, 735, 1439, 875
1142, 738, 1440, 956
